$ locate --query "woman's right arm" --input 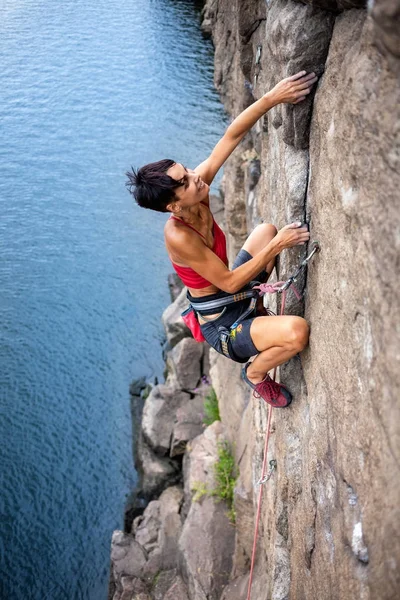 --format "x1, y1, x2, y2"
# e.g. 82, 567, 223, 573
167, 222, 310, 294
